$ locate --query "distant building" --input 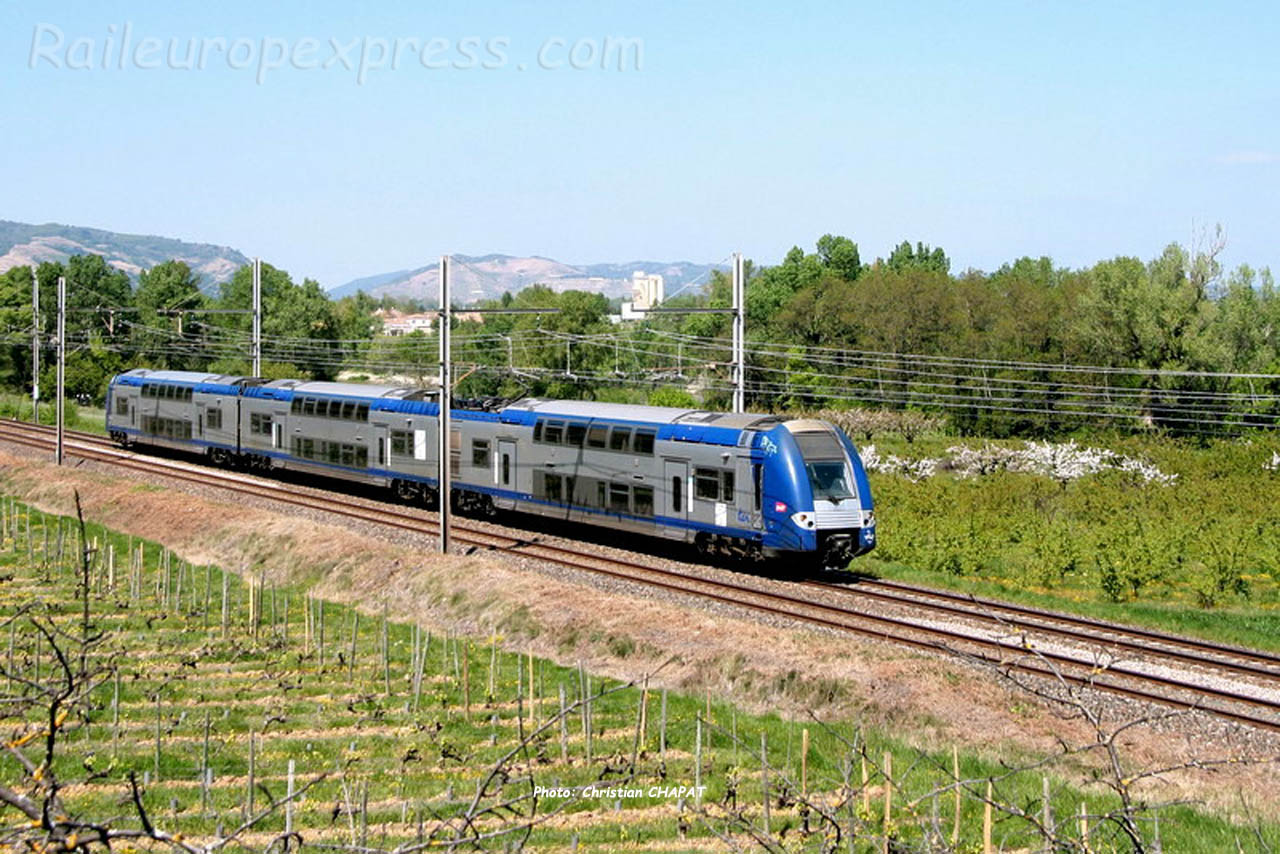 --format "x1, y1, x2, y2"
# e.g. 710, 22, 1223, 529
631, 271, 664, 311
374, 308, 435, 336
